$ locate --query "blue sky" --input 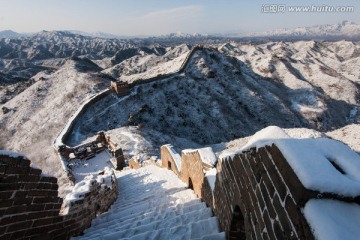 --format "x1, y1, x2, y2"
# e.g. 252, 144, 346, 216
0, 0, 359, 36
